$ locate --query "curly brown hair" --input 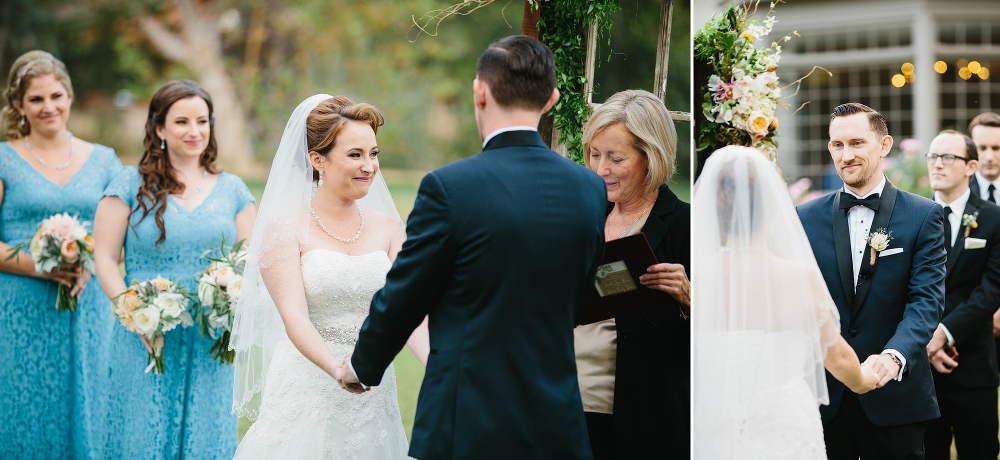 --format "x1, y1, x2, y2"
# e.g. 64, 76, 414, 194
2, 50, 74, 139
134, 80, 220, 246
306, 96, 384, 181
